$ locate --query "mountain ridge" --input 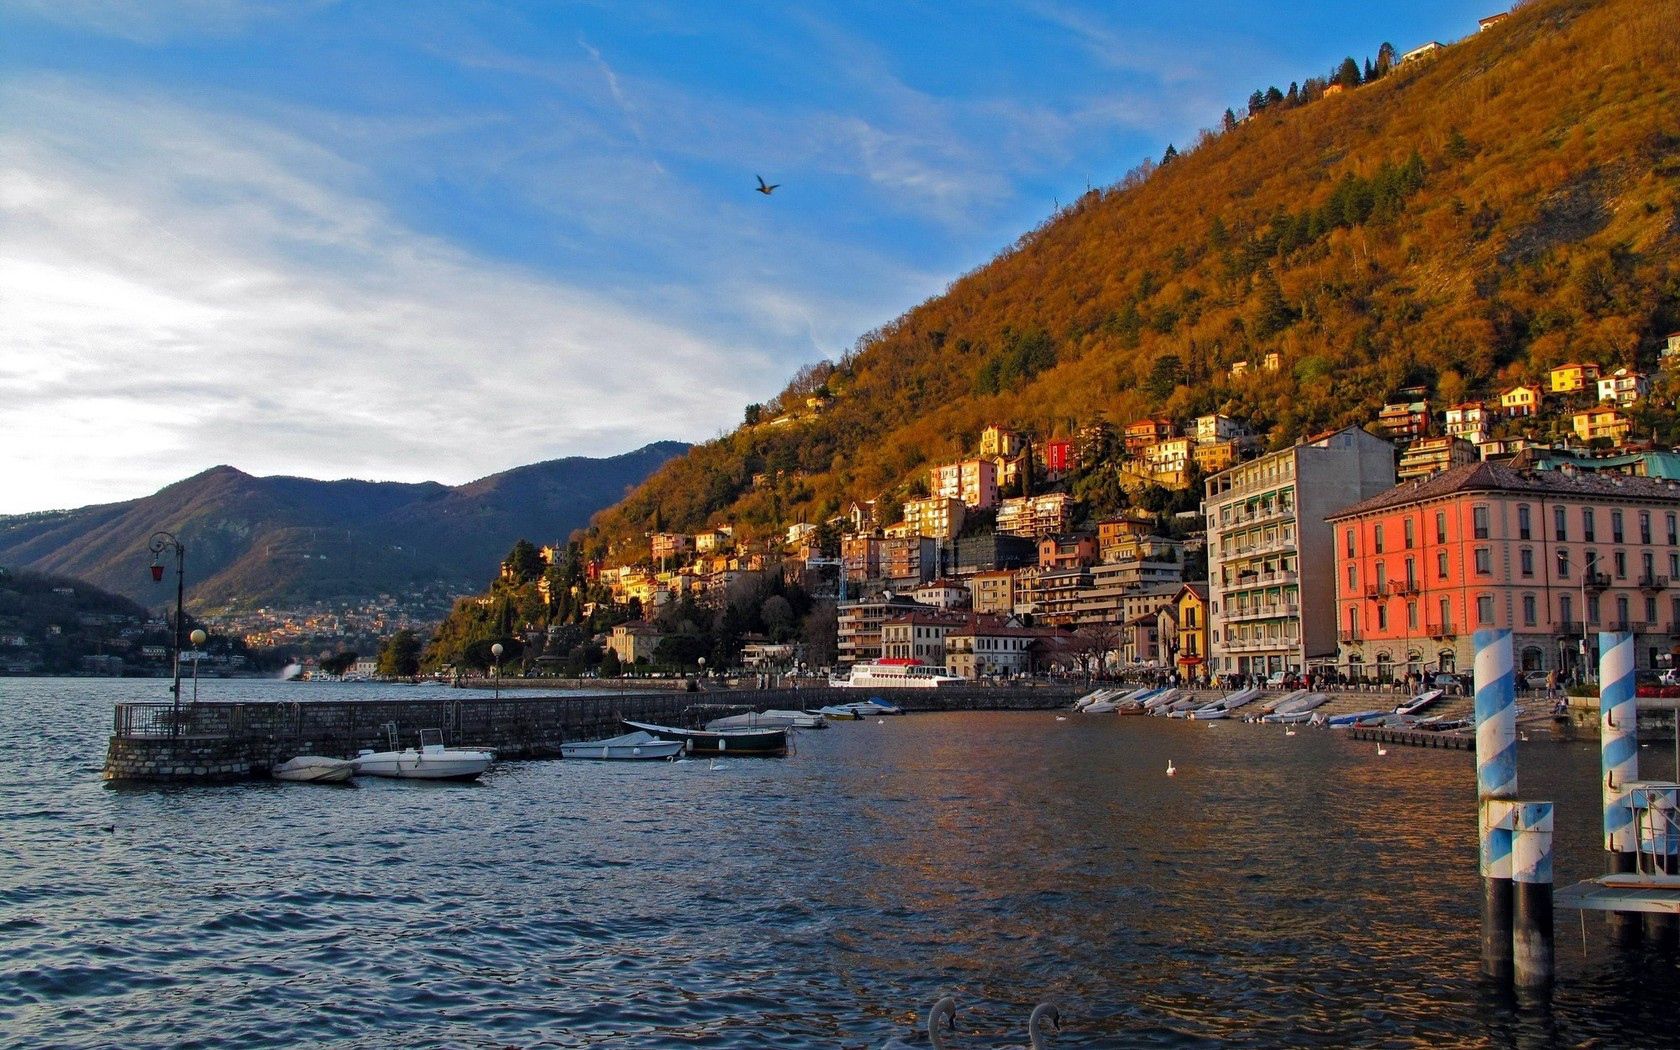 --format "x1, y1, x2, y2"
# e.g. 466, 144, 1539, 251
0, 442, 689, 611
